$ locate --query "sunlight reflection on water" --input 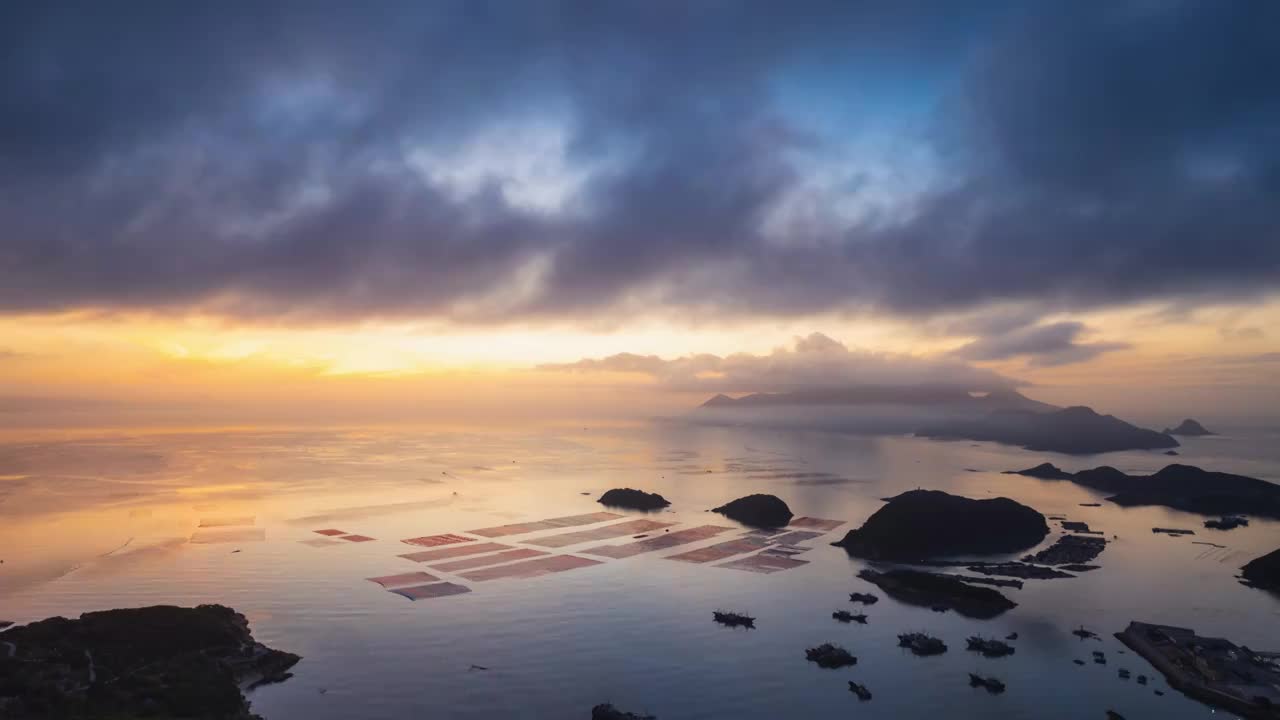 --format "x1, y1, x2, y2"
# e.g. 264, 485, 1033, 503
2, 423, 1278, 719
